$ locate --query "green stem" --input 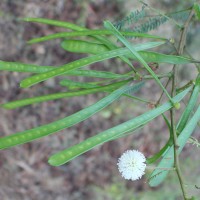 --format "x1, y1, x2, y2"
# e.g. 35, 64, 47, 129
143, 73, 172, 80
156, 77, 171, 106
170, 8, 195, 200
